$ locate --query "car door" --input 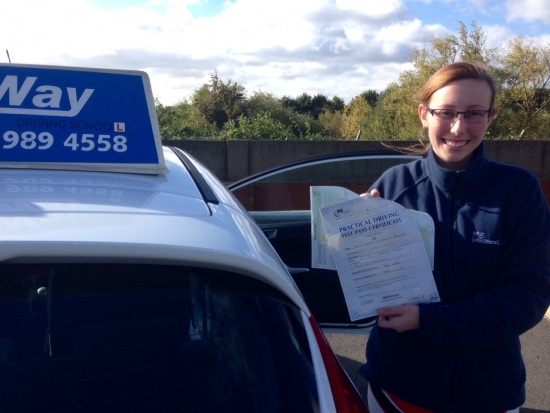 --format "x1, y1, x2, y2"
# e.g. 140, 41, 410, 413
228, 151, 420, 334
